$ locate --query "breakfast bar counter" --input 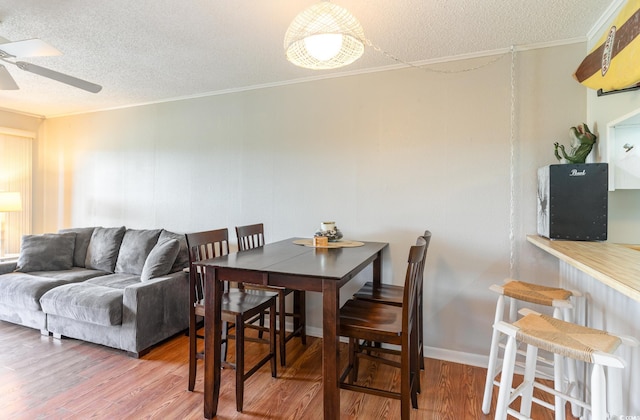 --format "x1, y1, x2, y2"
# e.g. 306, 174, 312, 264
526, 234, 640, 416
526, 234, 640, 302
